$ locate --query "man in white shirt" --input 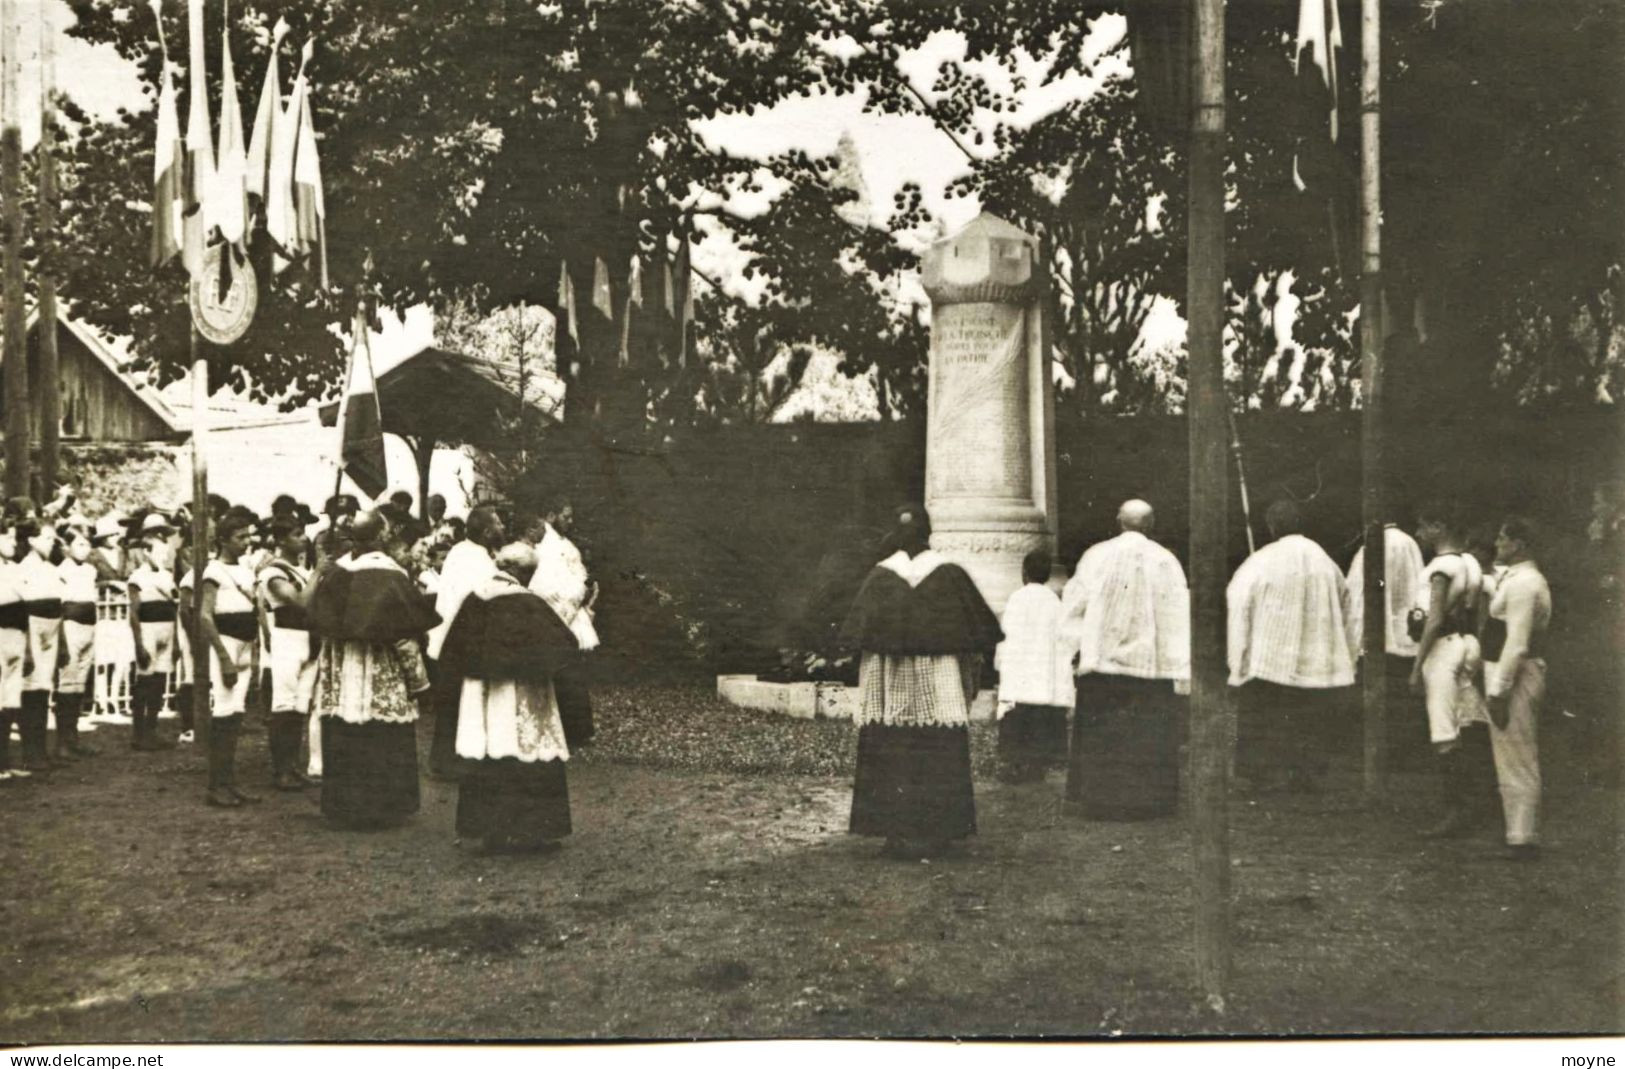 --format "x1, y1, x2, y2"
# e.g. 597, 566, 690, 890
1346, 521, 1428, 767
426, 506, 505, 779
1228, 499, 1357, 794
1484, 516, 1552, 860
1058, 500, 1190, 819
